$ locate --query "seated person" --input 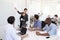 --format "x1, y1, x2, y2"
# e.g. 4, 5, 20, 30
2, 16, 28, 40
36, 18, 57, 36
29, 14, 42, 31
51, 14, 59, 25
3, 16, 21, 40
